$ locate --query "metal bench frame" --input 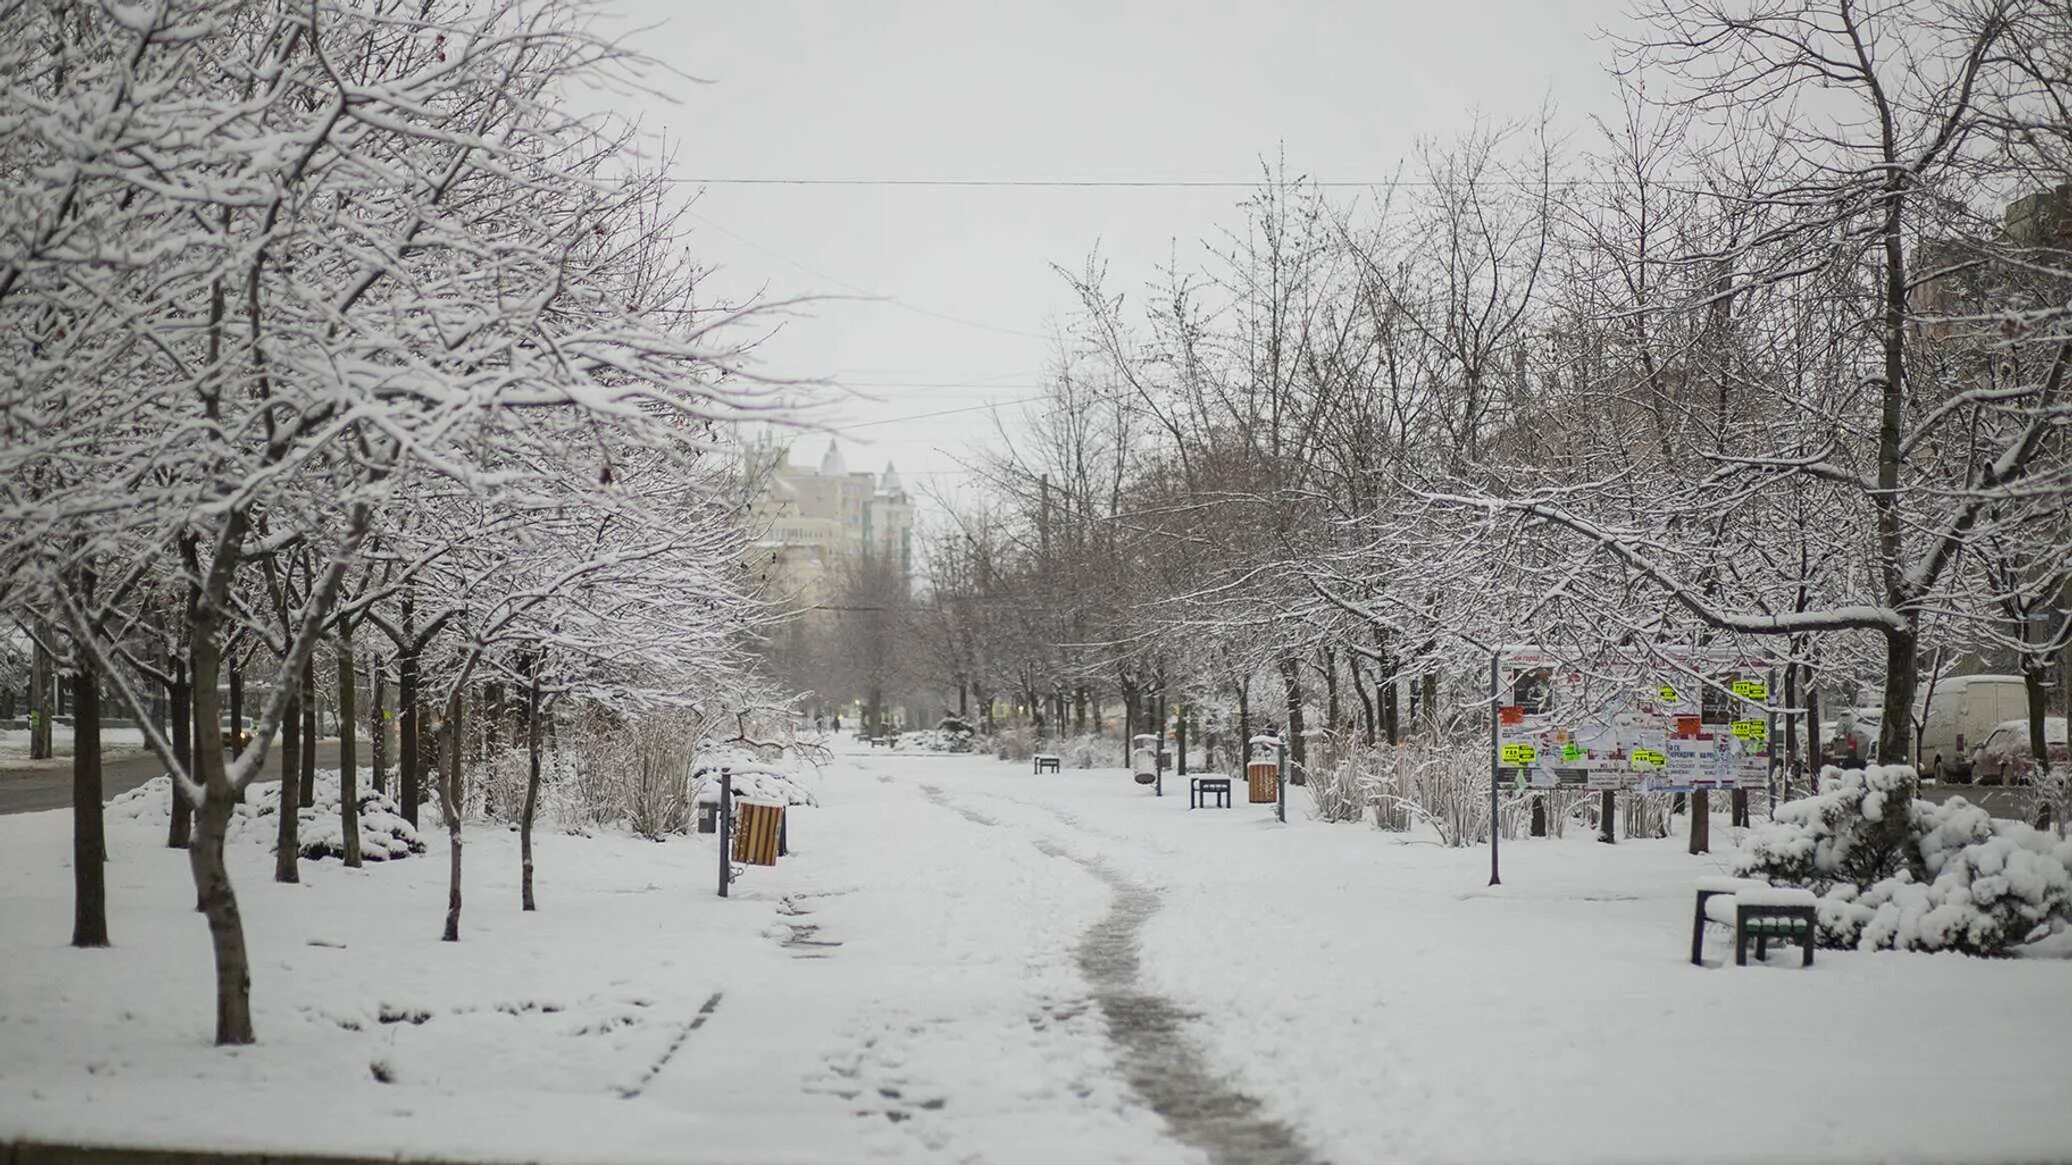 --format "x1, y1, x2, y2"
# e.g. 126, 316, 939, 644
1189, 776, 1232, 809
1691, 888, 1816, 967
